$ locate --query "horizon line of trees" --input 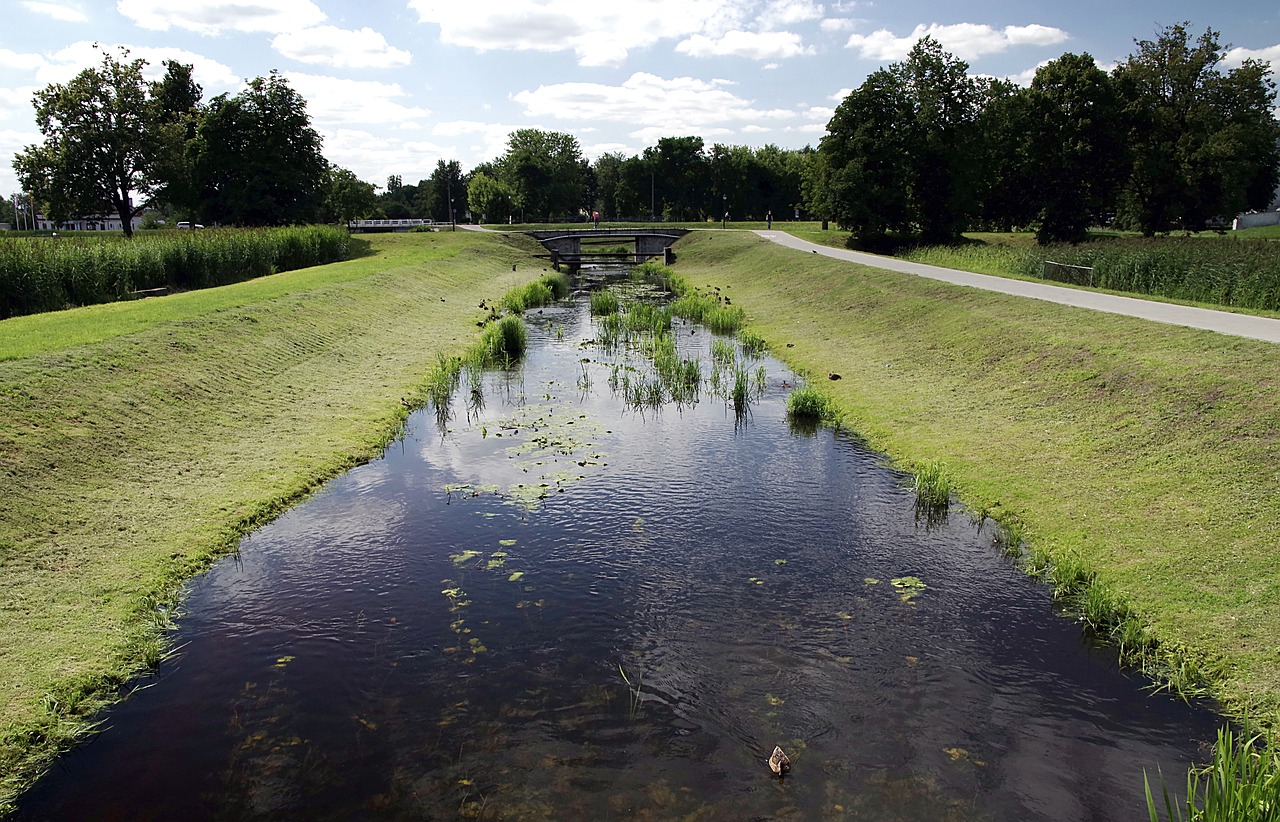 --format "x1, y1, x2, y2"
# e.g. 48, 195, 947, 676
12, 22, 1279, 247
